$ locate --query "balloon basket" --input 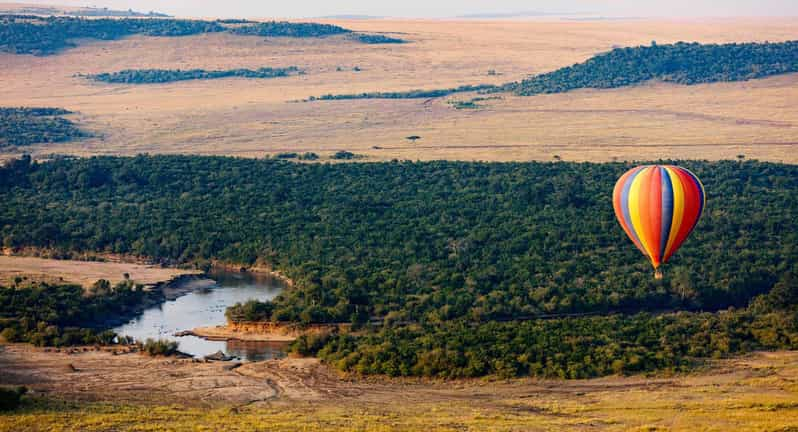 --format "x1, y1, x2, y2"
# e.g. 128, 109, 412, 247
654, 268, 663, 280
